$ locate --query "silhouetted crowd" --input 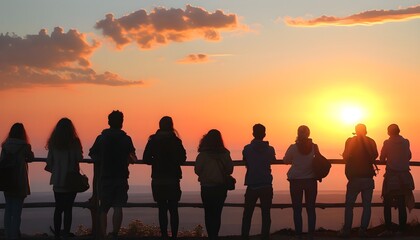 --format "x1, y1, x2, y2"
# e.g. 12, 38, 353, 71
0, 110, 415, 239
